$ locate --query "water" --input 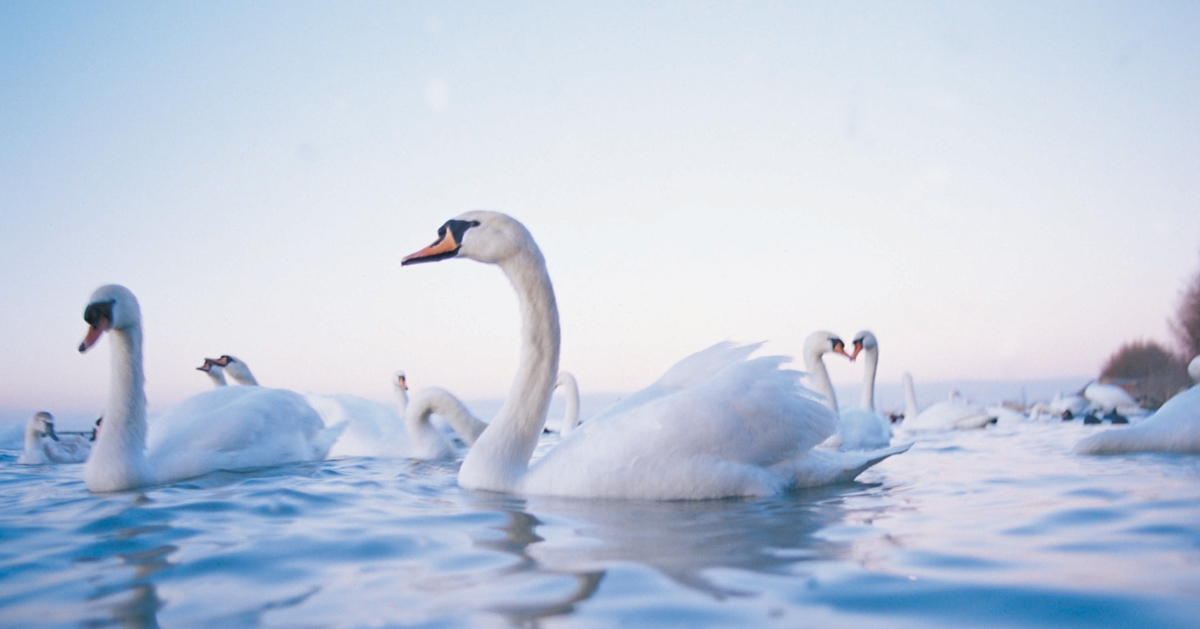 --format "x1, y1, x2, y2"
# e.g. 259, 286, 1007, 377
2, 413, 1199, 628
